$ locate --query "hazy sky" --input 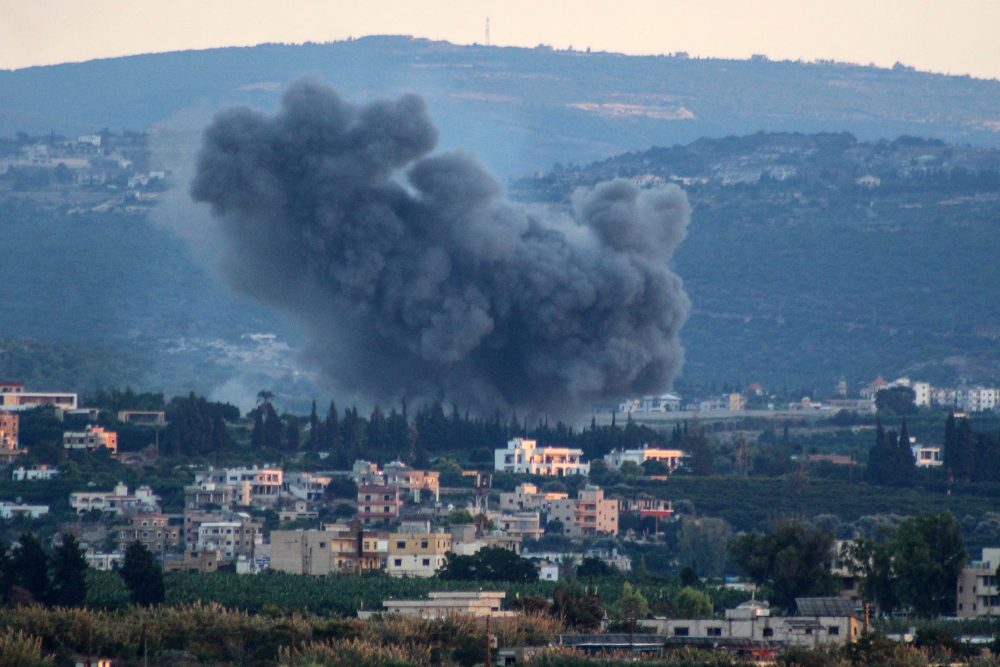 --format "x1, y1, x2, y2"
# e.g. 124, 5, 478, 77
3, 0, 1000, 79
